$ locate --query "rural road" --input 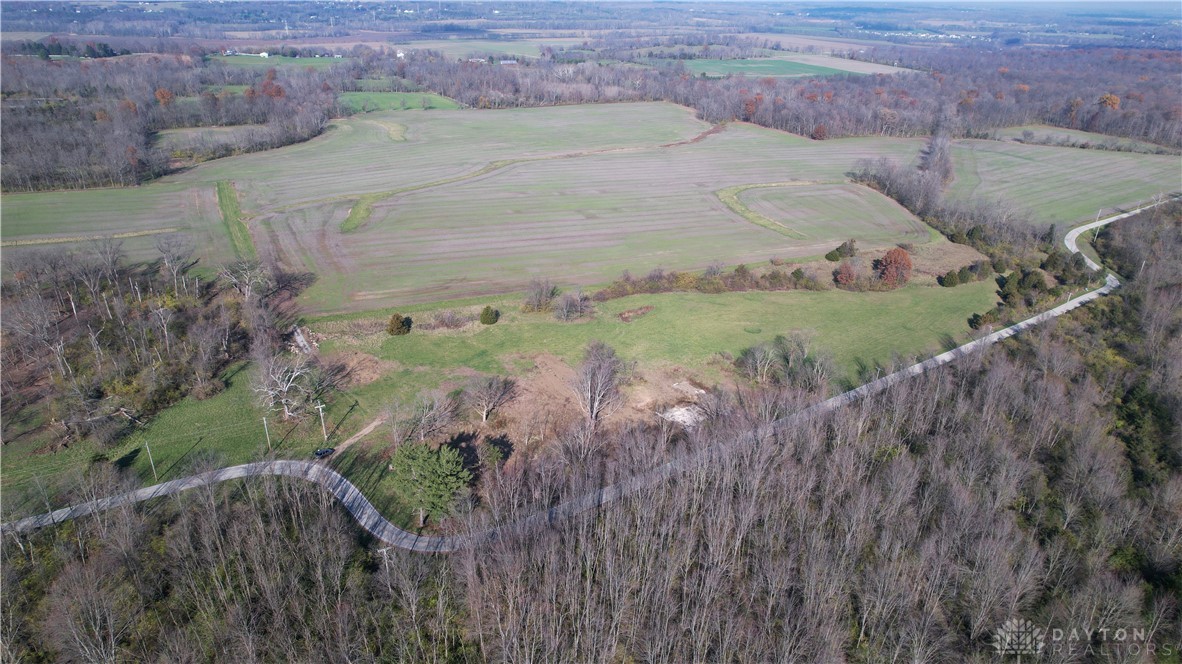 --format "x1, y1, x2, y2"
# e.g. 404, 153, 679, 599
3, 198, 1172, 552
